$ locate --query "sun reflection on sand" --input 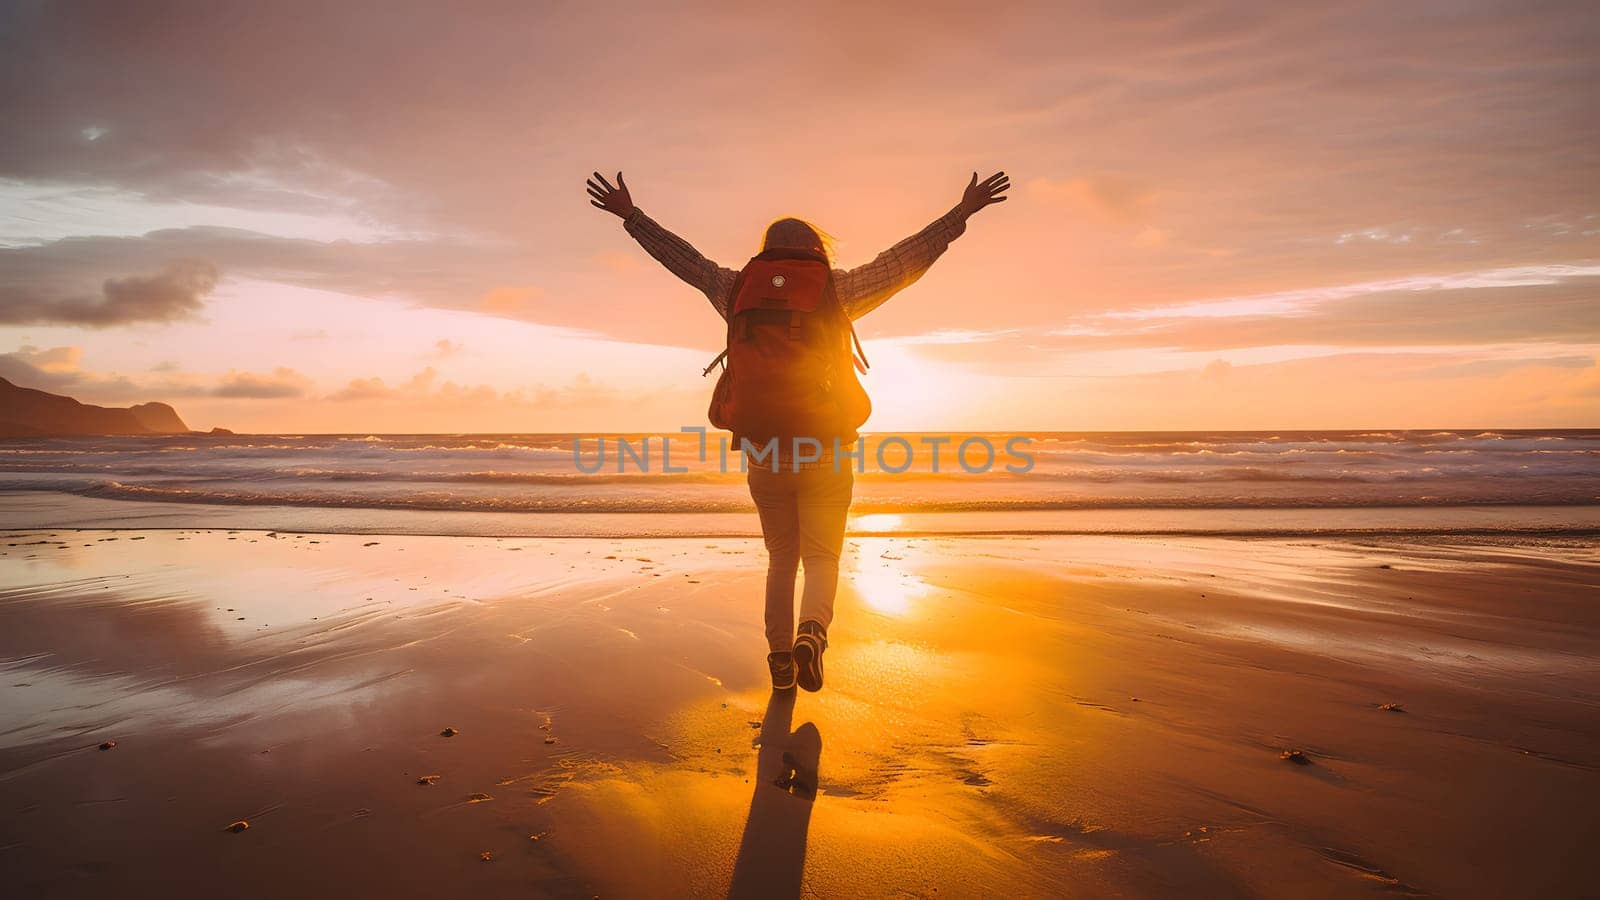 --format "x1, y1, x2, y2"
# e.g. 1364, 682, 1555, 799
850, 513, 904, 533
846, 538, 931, 616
